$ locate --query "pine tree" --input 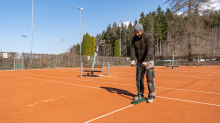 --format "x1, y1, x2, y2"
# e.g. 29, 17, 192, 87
127, 22, 134, 57
155, 5, 164, 56
82, 33, 91, 55
139, 12, 145, 28
90, 36, 95, 56
114, 39, 120, 57
76, 43, 80, 55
